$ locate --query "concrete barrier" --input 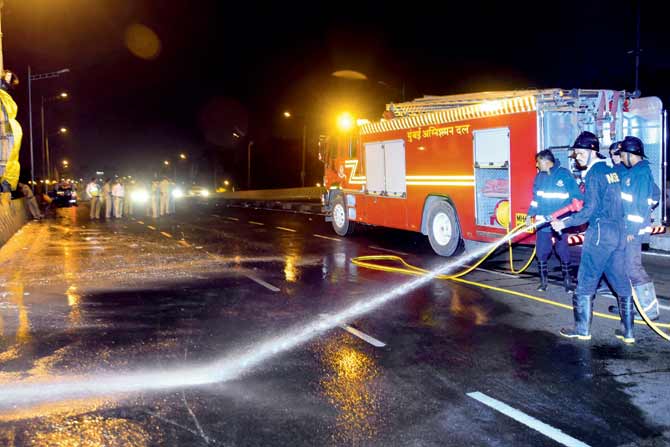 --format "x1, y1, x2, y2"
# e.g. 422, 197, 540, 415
215, 187, 324, 202
0, 197, 29, 246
